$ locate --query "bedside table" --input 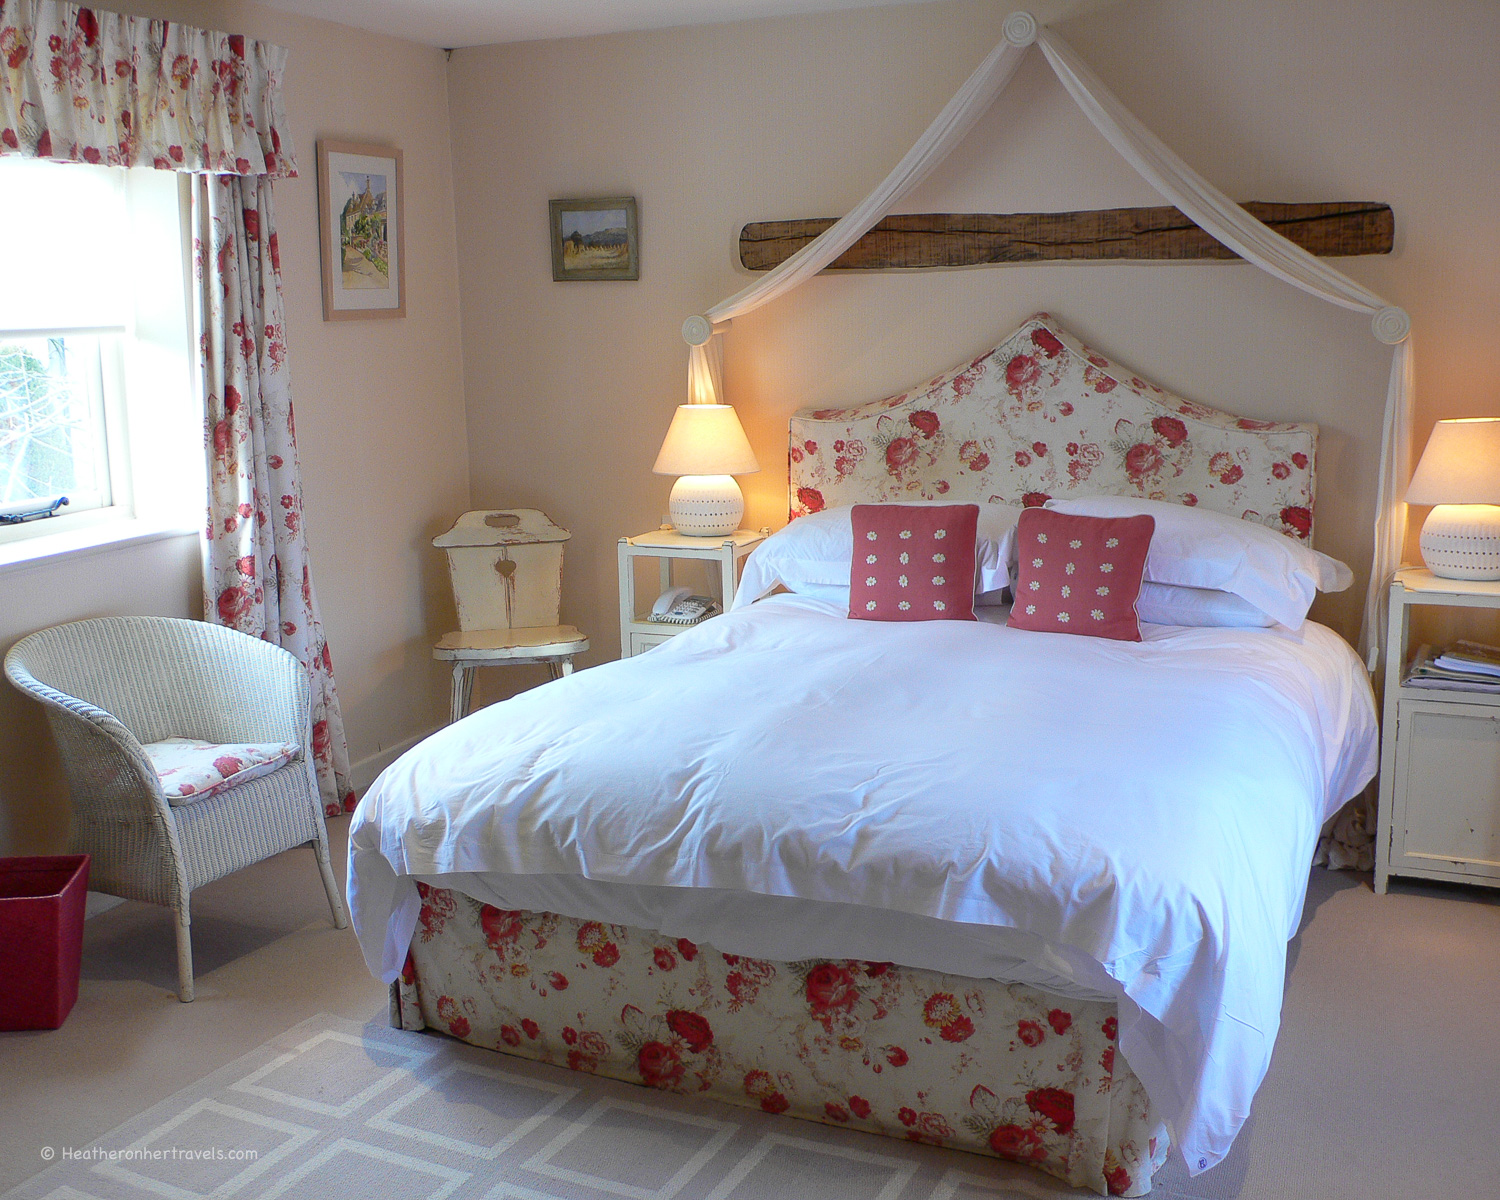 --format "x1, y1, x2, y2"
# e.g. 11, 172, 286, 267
1375, 566, 1500, 893
617, 527, 767, 657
